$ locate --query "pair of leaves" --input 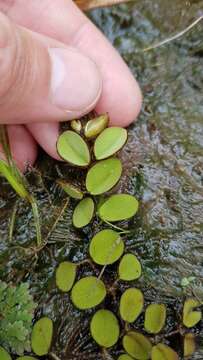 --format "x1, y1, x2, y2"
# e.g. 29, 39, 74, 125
57, 127, 127, 165
90, 309, 120, 348
123, 334, 179, 360
73, 193, 139, 228
56, 267, 107, 309
71, 114, 108, 138
31, 317, 53, 356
